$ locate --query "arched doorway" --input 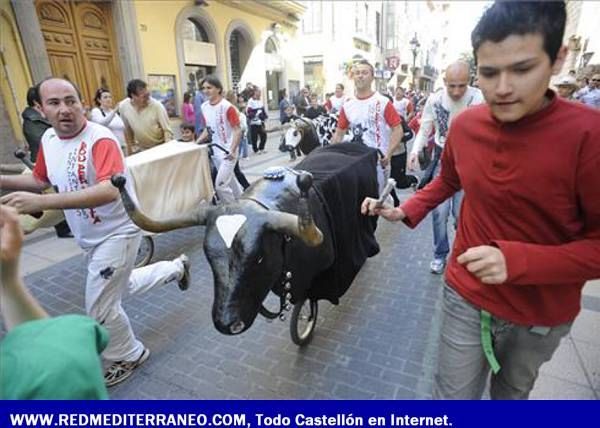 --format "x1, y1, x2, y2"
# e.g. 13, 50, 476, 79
264, 36, 283, 110
228, 26, 253, 93
181, 17, 216, 94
